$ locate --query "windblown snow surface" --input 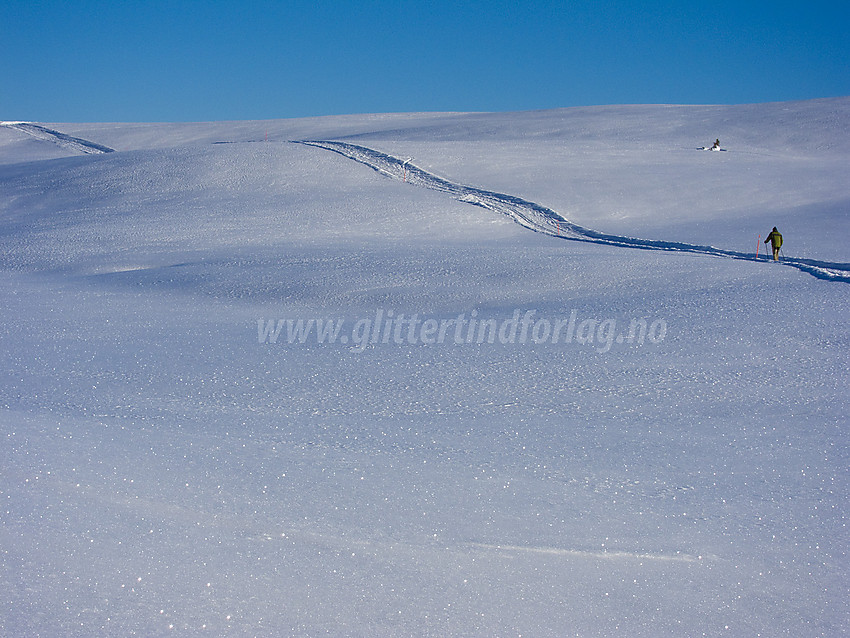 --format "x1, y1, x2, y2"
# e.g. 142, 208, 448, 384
1, 99, 848, 636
